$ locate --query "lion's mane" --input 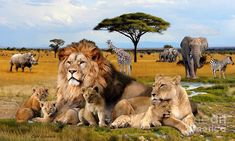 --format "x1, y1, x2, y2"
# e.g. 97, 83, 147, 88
56, 39, 135, 108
